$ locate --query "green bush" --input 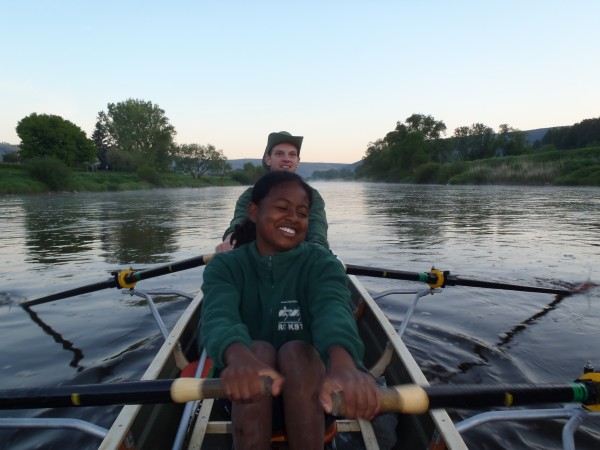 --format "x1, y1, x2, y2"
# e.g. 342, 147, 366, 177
2, 152, 20, 163
137, 165, 163, 186
25, 157, 72, 191
413, 162, 442, 184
